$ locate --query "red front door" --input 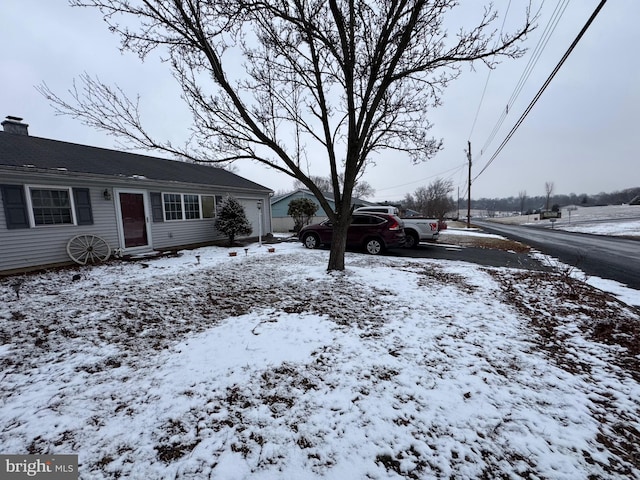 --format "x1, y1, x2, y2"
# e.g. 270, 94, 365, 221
119, 193, 149, 248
